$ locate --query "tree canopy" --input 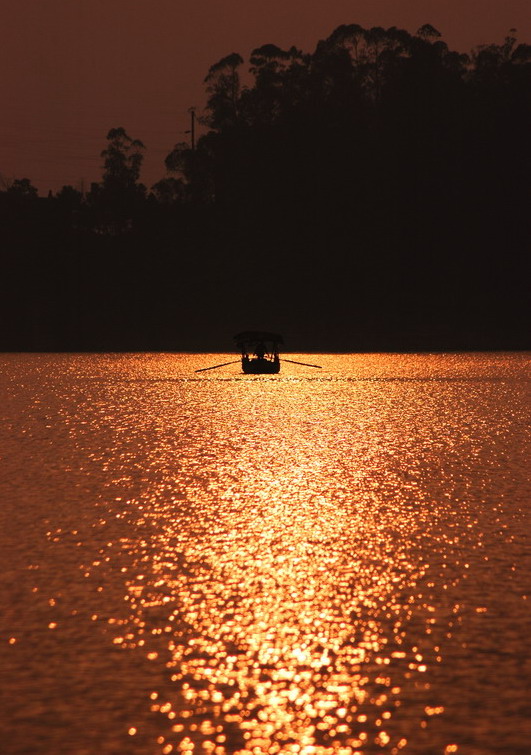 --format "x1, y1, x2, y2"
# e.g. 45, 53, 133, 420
1, 23, 529, 351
